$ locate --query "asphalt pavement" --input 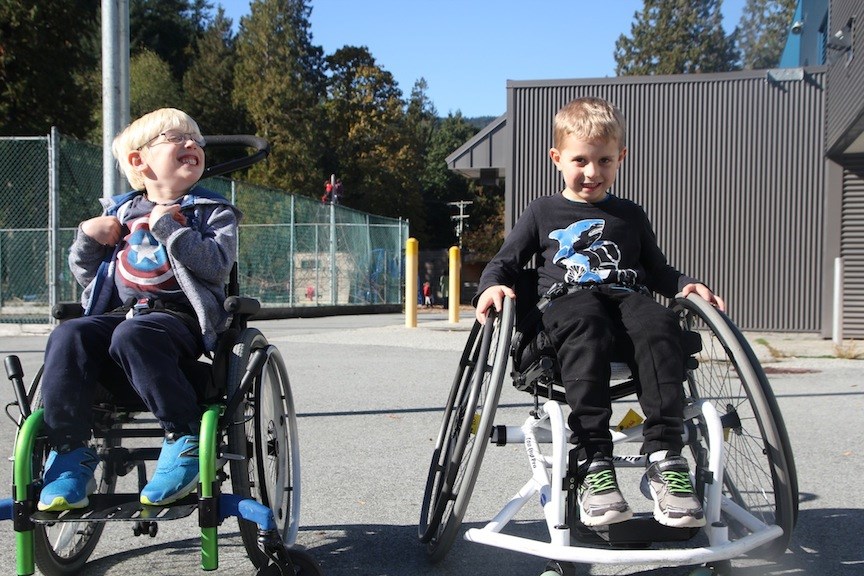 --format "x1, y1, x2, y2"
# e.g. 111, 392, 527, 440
0, 310, 861, 576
